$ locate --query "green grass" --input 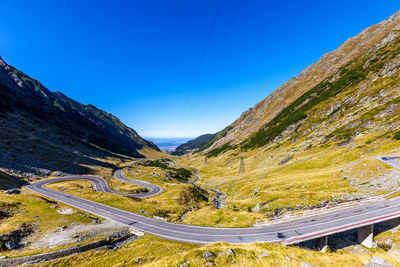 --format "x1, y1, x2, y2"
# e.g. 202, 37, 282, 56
206, 143, 235, 158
